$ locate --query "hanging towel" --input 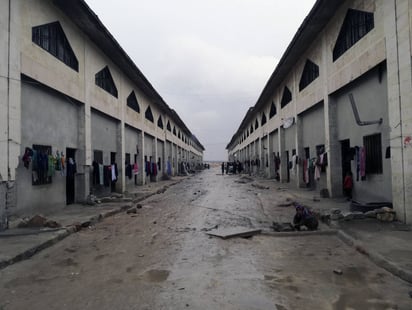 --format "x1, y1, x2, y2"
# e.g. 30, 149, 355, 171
360, 147, 366, 180
99, 164, 104, 185
355, 147, 360, 181
133, 163, 139, 175
111, 164, 117, 181
314, 165, 321, 180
